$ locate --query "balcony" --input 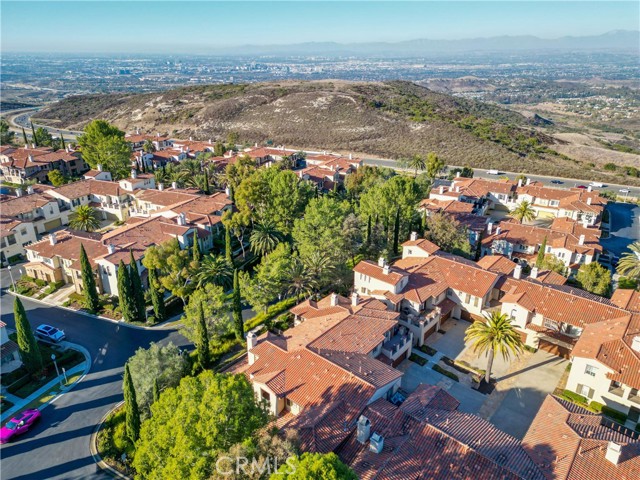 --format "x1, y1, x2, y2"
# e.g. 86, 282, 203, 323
629, 389, 640, 404
609, 383, 625, 397
381, 331, 413, 360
